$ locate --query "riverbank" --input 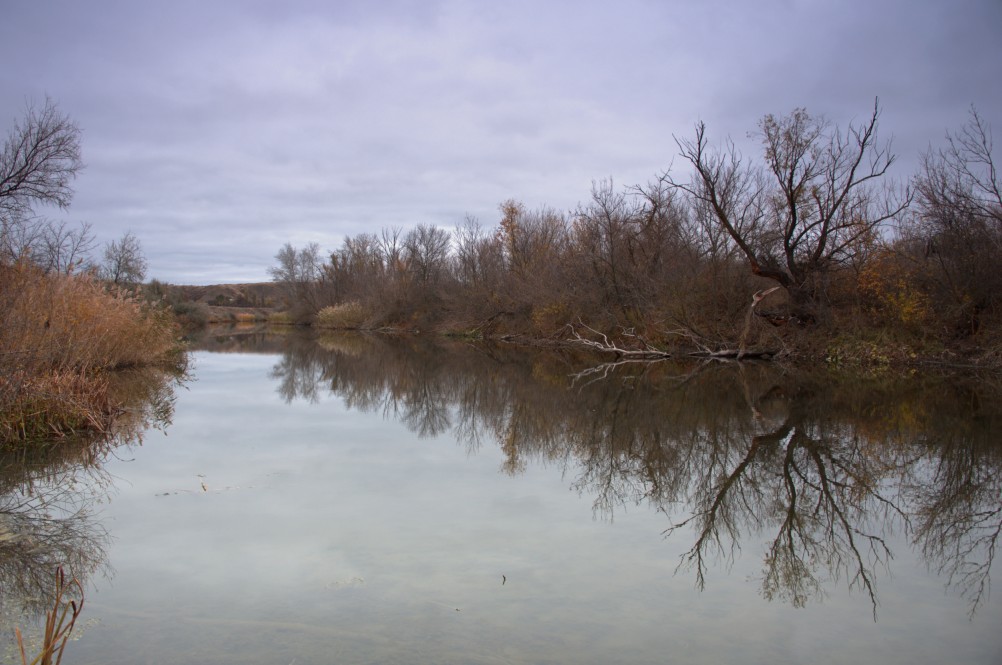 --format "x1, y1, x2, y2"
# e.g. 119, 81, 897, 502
0, 266, 187, 446
159, 281, 1002, 370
